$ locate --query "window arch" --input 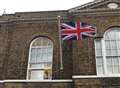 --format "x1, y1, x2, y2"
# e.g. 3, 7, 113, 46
95, 27, 120, 76
27, 37, 53, 80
